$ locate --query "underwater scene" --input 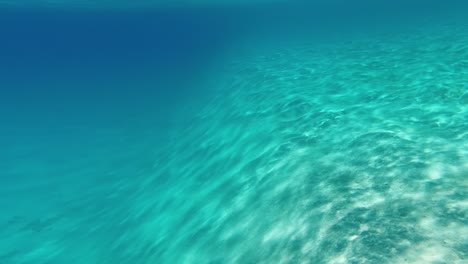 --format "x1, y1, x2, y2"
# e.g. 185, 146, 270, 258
0, 0, 467, 263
